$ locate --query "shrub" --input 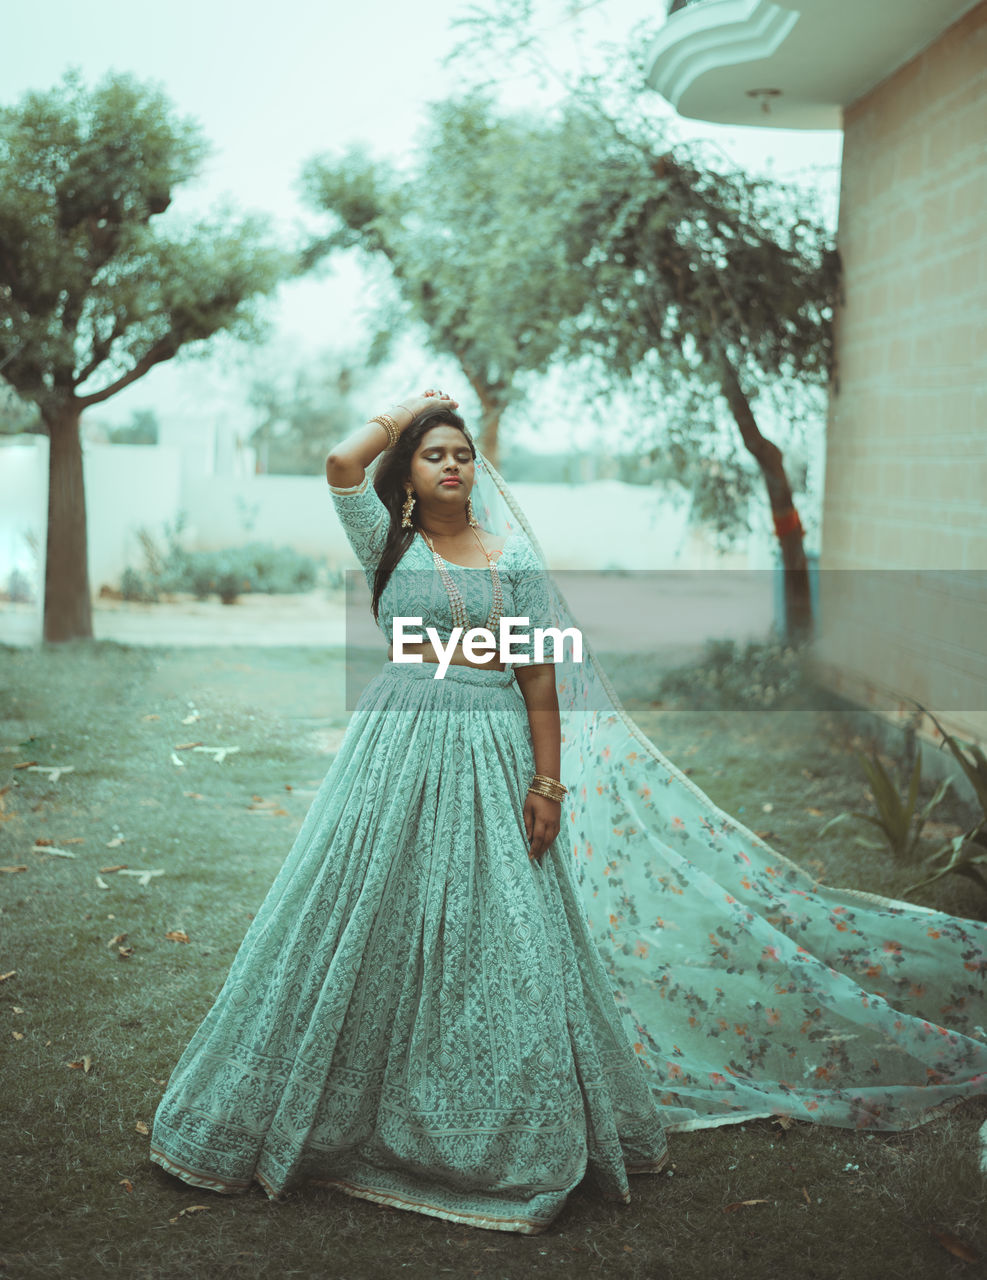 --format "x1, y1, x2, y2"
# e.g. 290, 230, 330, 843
119, 527, 320, 605
119, 566, 159, 603
657, 636, 821, 710
5, 567, 35, 603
